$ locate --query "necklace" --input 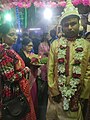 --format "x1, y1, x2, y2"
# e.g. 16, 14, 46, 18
58, 37, 83, 110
